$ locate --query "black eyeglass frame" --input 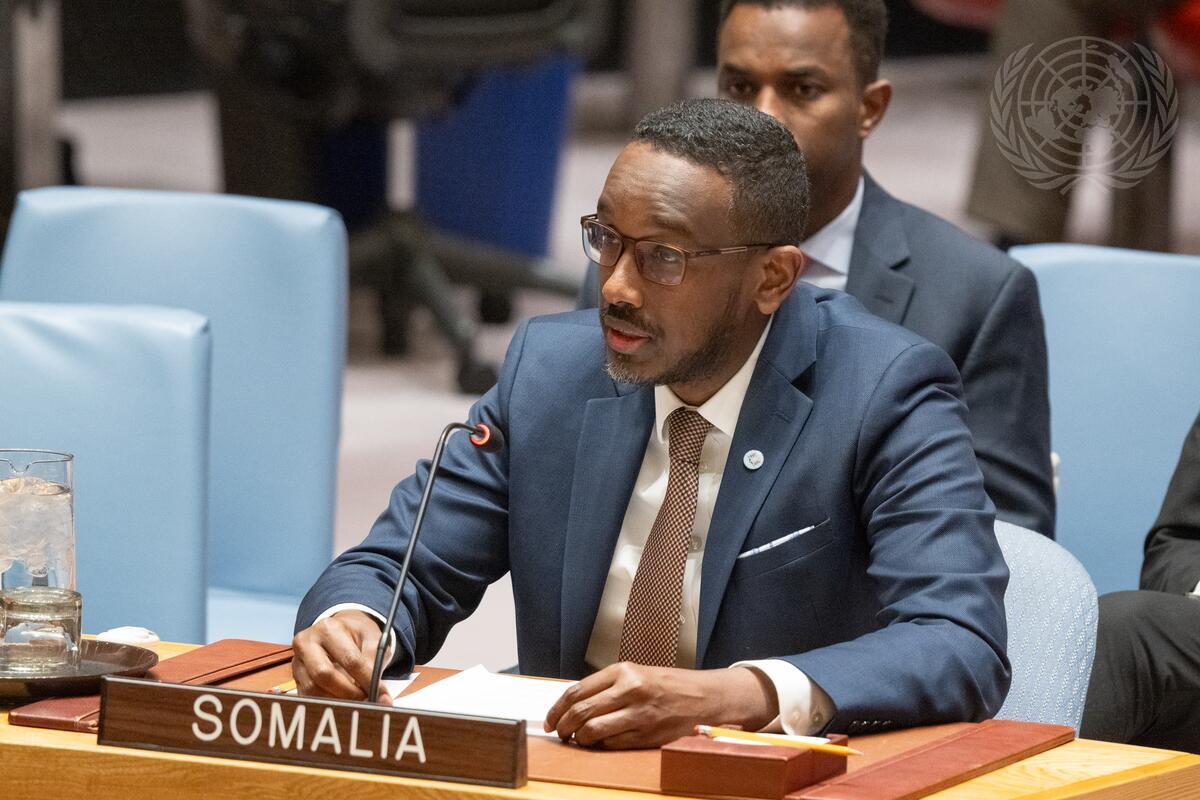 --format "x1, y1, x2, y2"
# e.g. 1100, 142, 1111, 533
580, 214, 786, 286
